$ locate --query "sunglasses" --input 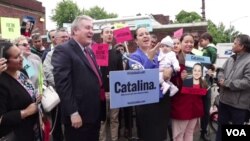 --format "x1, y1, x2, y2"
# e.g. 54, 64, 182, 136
16, 43, 29, 47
